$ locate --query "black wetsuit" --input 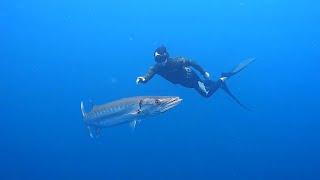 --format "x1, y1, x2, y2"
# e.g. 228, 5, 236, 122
141, 57, 223, 97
